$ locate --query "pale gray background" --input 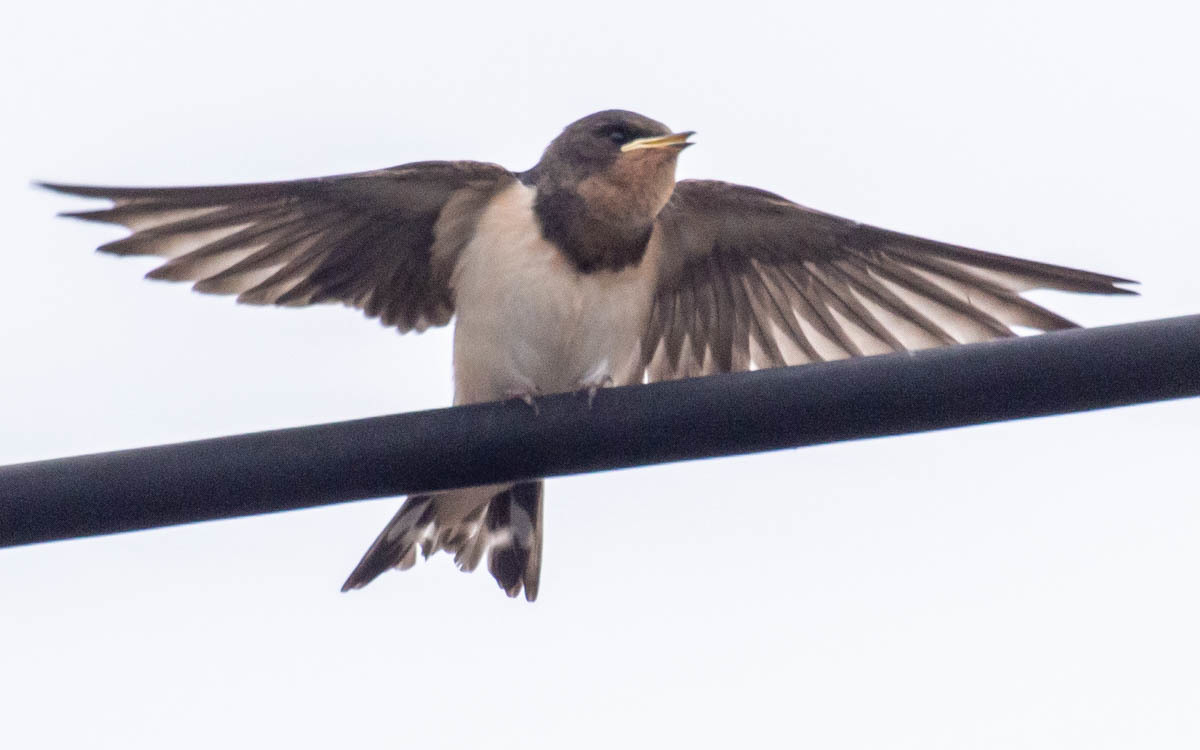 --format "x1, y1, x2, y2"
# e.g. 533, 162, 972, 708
3, 2, 1198, 747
